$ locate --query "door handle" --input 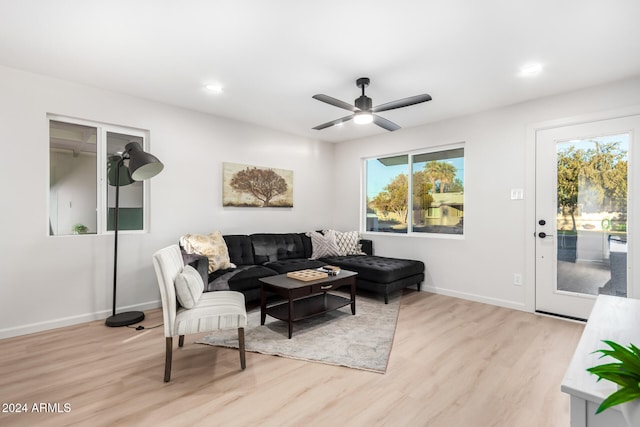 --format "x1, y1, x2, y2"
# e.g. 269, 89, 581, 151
538, 232, 553, 239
